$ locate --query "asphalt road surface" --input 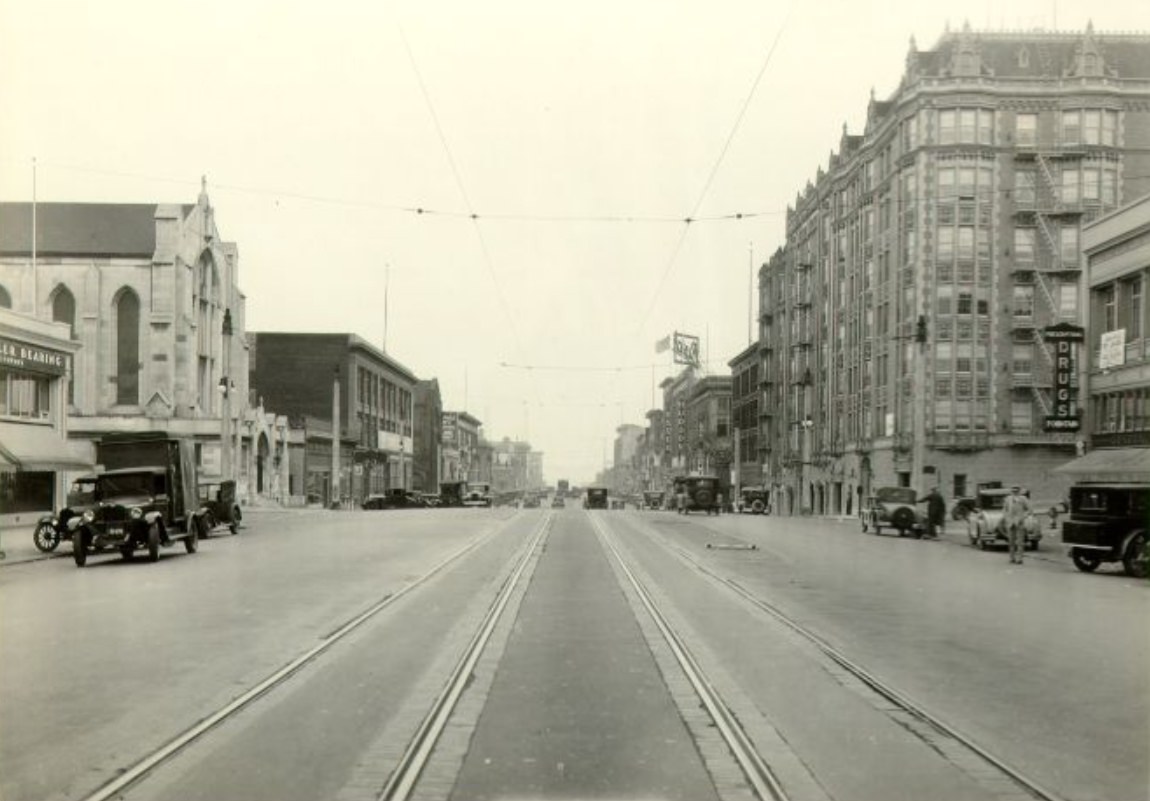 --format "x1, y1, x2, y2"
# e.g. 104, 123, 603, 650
0, 505, 1145, 801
